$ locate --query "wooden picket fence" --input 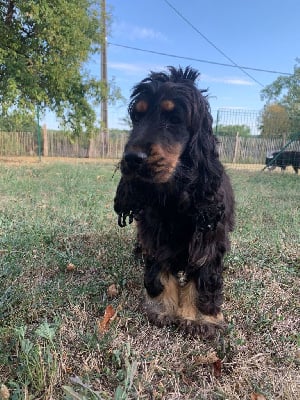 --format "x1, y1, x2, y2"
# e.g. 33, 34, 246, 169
218, 133, 300, 164
0, 129, 299, 165
0, 129, 128, 159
